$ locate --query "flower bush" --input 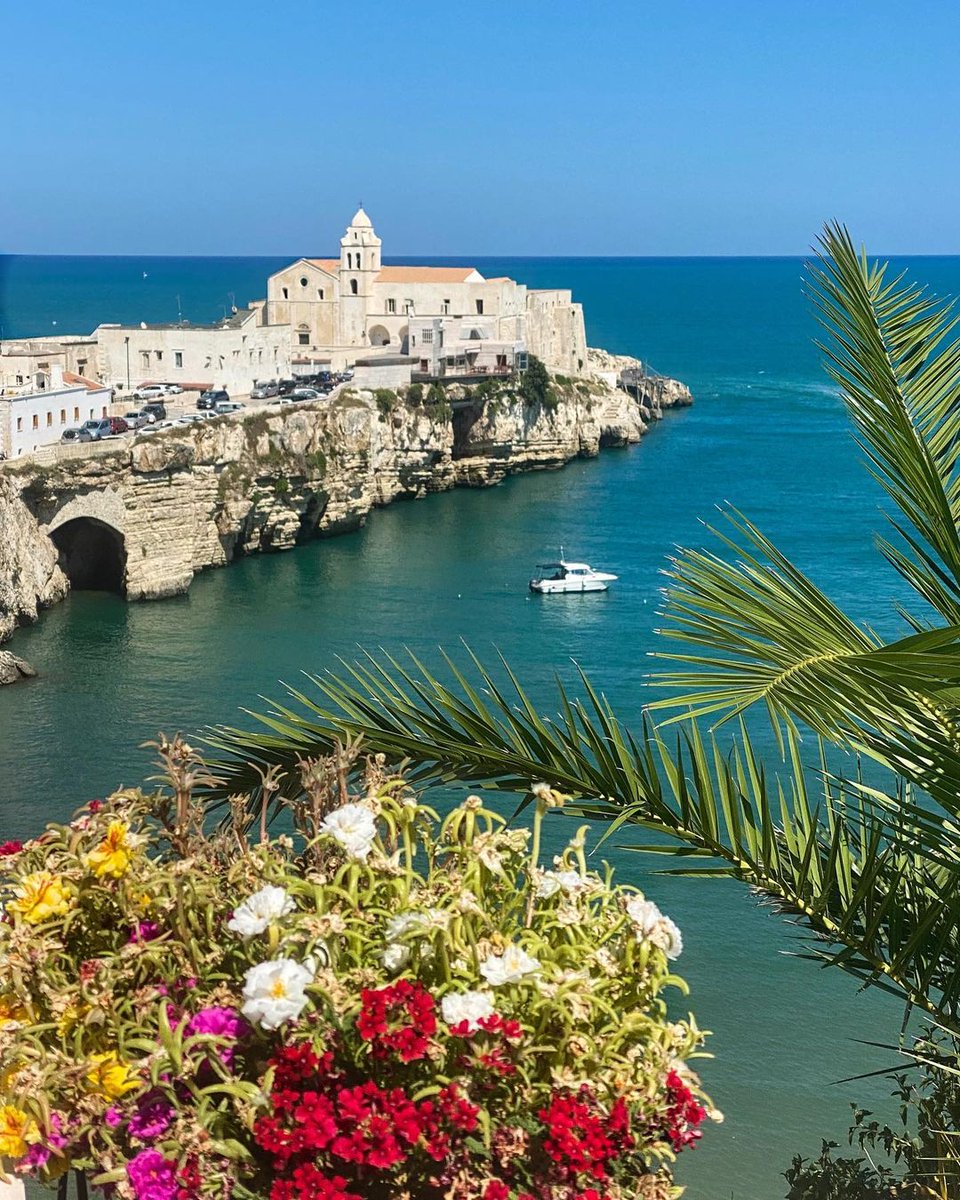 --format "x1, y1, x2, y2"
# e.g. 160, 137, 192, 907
0, 740, 713, 1200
